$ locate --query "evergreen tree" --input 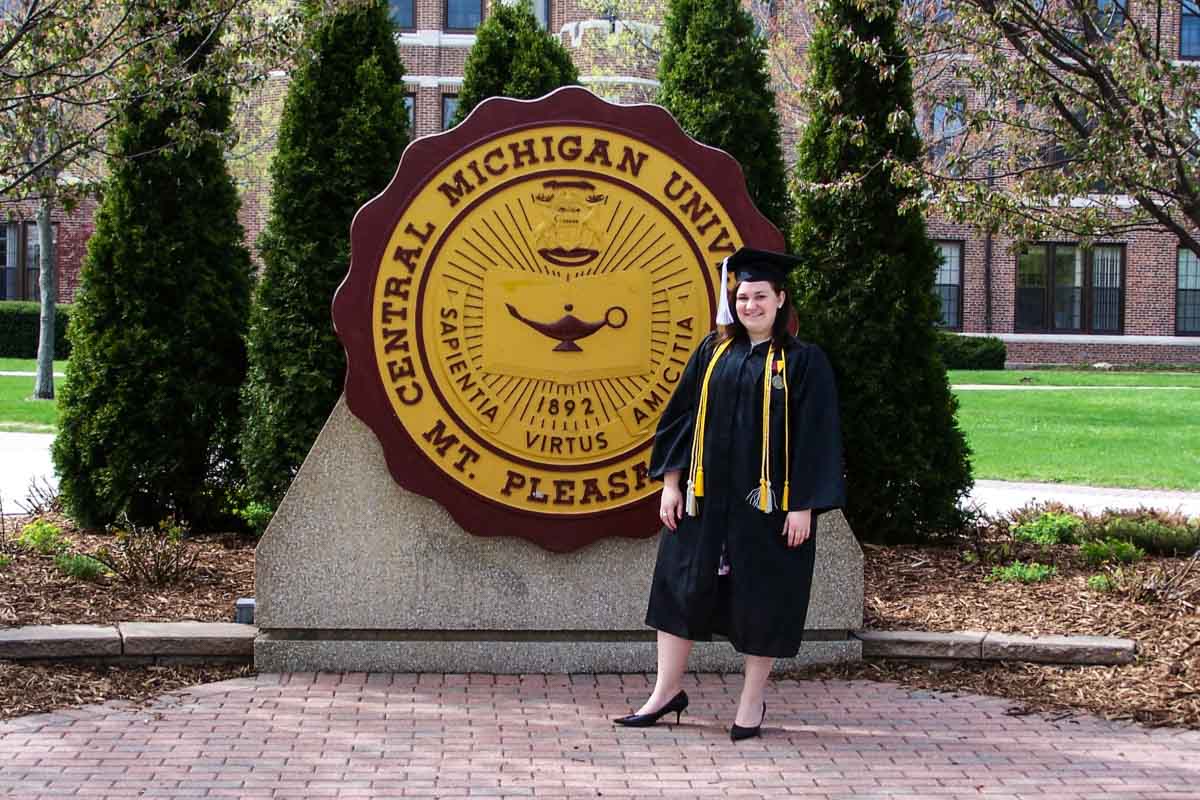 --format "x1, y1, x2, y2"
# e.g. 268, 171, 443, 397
239, 0, 410, 510
53, 1, 252, 528
790, 0, 972, 543
656, 0, 791, 232
451, 0, 578, 126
